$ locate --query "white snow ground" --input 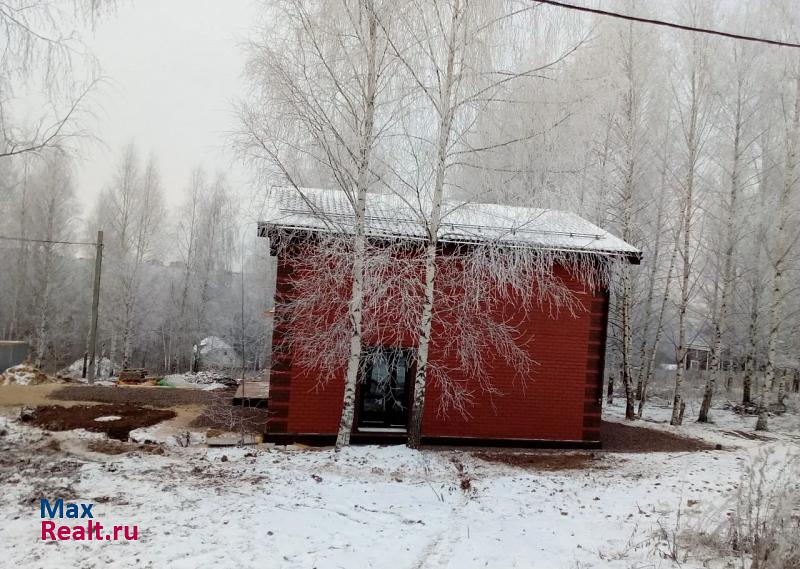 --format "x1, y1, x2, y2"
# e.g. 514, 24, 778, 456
0, 402, 797, 569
